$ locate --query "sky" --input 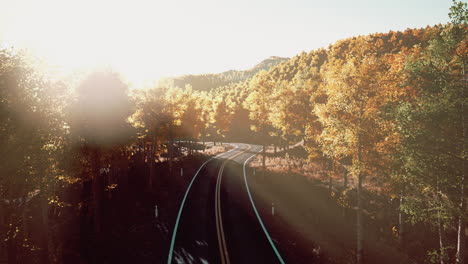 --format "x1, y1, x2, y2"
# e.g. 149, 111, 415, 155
0, 0, 454, 87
